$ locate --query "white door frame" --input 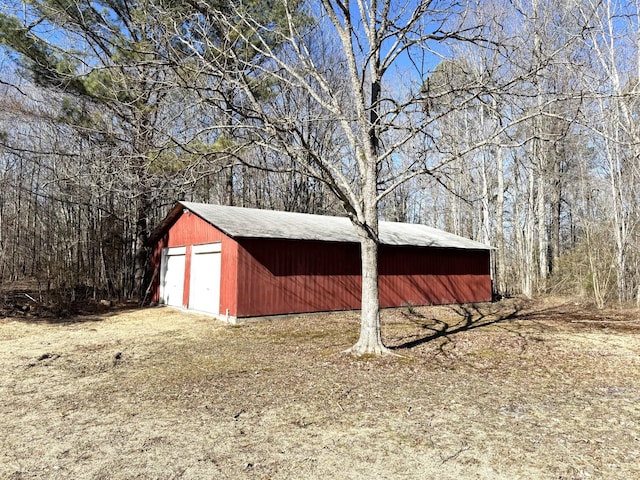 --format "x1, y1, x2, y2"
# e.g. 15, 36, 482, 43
192, 243, 222, 255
